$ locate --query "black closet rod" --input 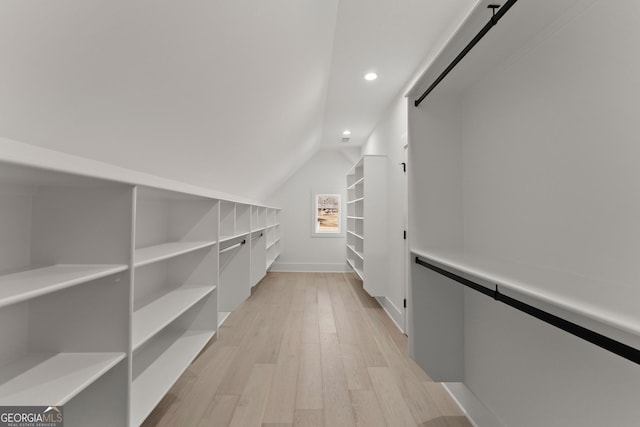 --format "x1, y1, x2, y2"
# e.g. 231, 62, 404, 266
414, 0, 519, 107
414, 256, 640, 366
